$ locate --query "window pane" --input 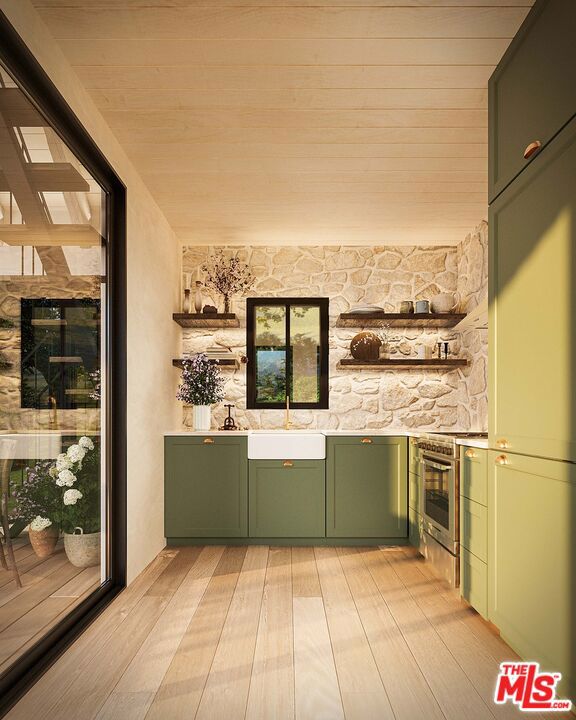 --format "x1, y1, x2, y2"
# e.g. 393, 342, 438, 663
290, 305, 321, 403
255, 305, 286, 403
